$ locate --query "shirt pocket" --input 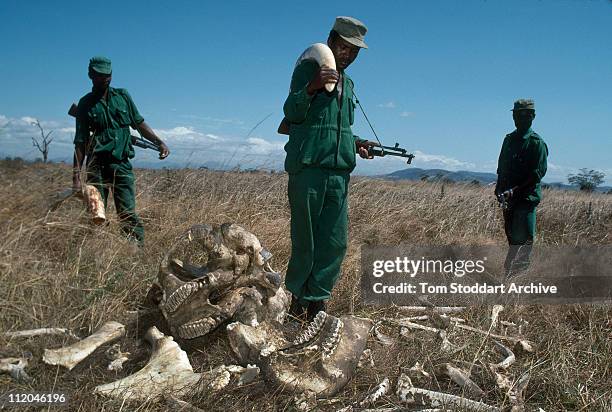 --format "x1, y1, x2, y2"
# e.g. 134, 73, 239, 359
115, 107, 132, 128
